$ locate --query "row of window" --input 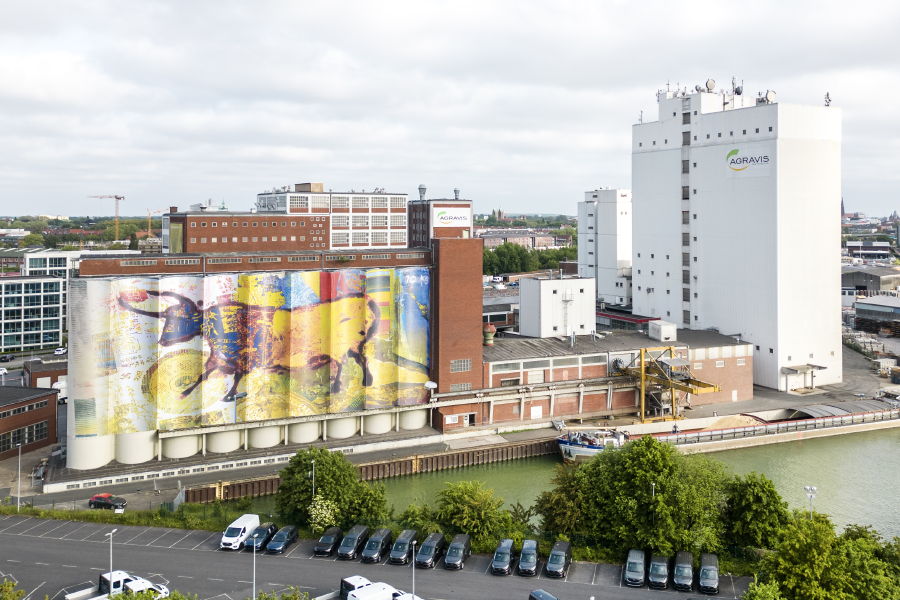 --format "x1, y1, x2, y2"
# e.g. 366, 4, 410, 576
492, 355, 605, 373
288, 196, 407, 209
335, 215, 407, 228
1, 282, 63, 295
3, 319, 60, 332
0, 400, 49, 420
3, 307, 61, 321
2, 332, 60, 347
3, 295, 61, 307
332, 232, 407, 245
0, 421, 49, 453
191, 220, 312, 228
638, 126, 774, 148
28, 258, 67, 269
191, 236, 301, 244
